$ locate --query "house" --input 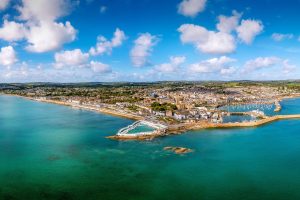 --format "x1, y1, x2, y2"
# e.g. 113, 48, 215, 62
174, 113, 186, 120
155, 111, 166, 116
166, 110, 173, 117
